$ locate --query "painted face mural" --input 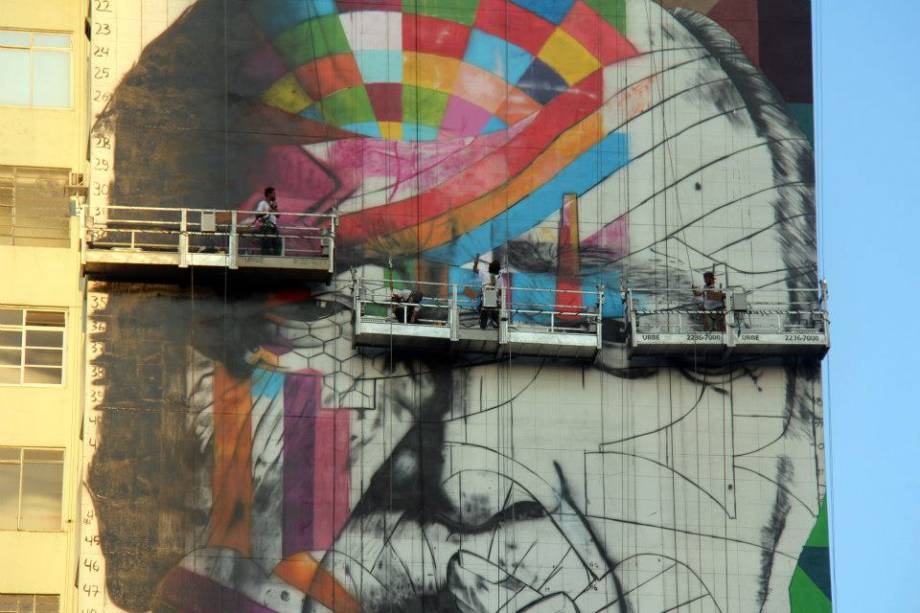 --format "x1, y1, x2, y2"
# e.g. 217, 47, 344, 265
84, 1, 829, 612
